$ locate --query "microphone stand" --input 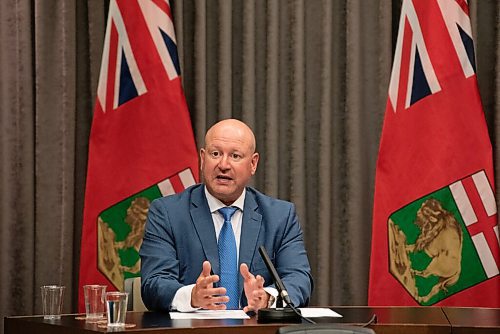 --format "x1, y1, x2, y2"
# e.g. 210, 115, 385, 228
257, 297, 301, 324
256, 246, 302, 324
